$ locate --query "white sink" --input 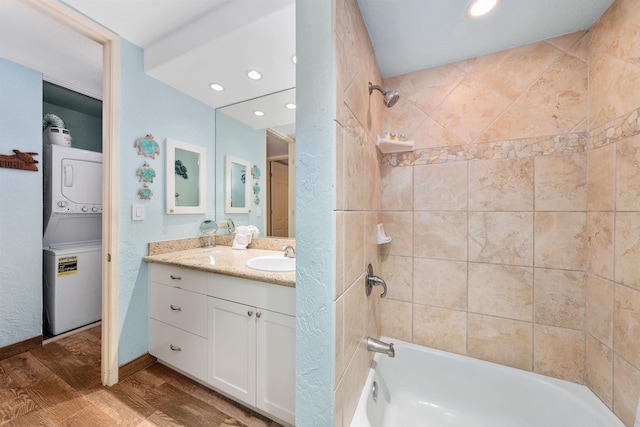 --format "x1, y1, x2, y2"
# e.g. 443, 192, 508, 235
246, 255, 296, 272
